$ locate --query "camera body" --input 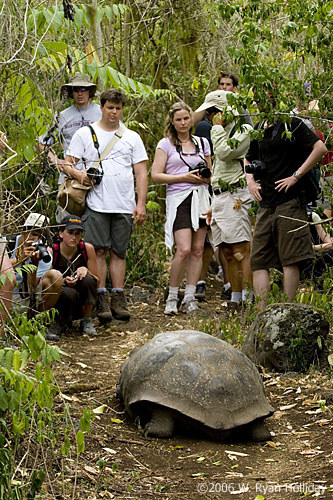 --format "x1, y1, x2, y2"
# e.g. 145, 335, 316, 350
87, 167, 103, 185
245, 160, 266, 180
31, 240, 51, 263
189, 161, 211, 179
